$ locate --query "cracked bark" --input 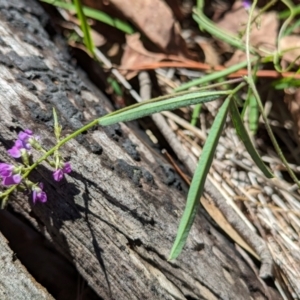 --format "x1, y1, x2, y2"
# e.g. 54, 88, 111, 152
0, 0, 280, 299
0, 231, 54, 300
